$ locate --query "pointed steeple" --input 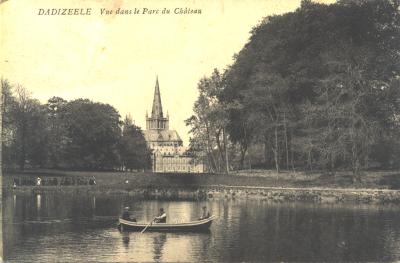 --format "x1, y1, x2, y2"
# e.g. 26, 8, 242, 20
151, 75, 163, 118
146, 75, 169, 131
